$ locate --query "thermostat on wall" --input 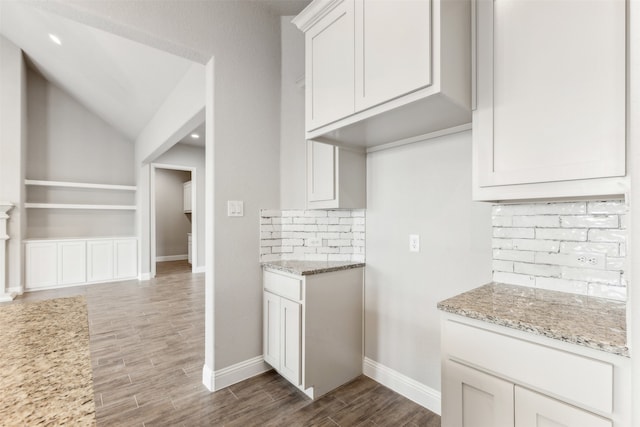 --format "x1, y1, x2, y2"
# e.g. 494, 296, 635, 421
227, 200, 244, 217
